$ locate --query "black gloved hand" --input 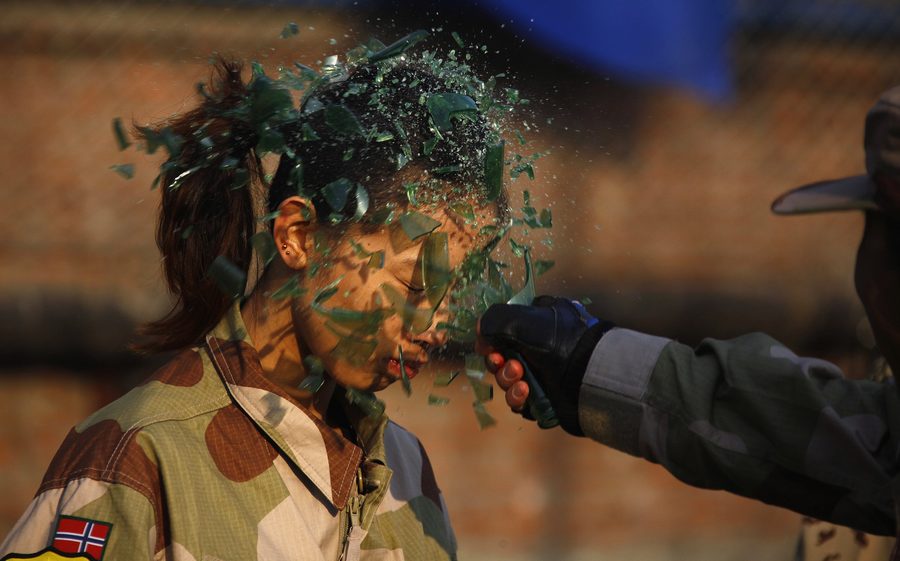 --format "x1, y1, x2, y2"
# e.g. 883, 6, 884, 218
478, 295, 612, 436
